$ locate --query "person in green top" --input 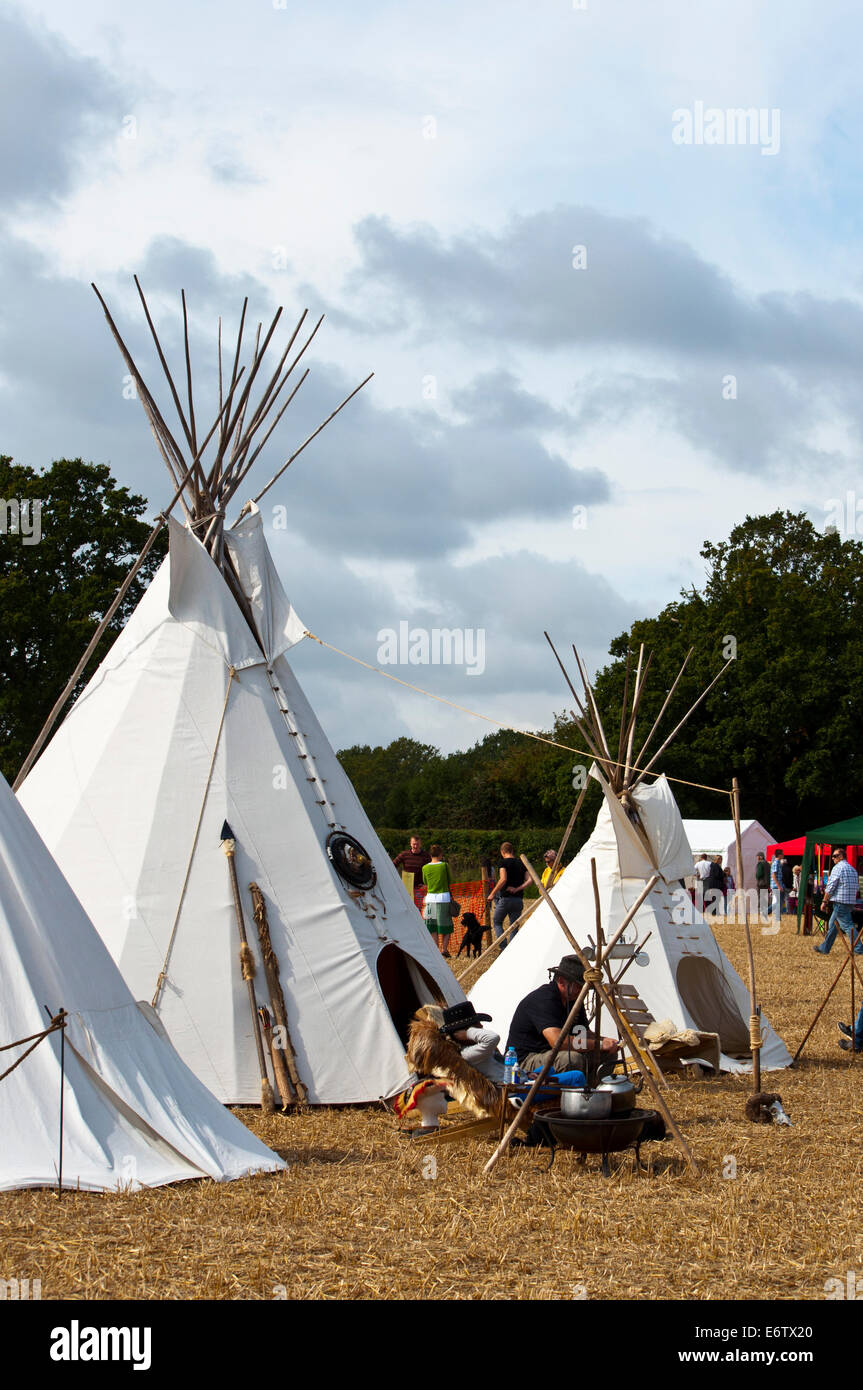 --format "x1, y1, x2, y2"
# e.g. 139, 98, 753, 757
422, 844, 454, 958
